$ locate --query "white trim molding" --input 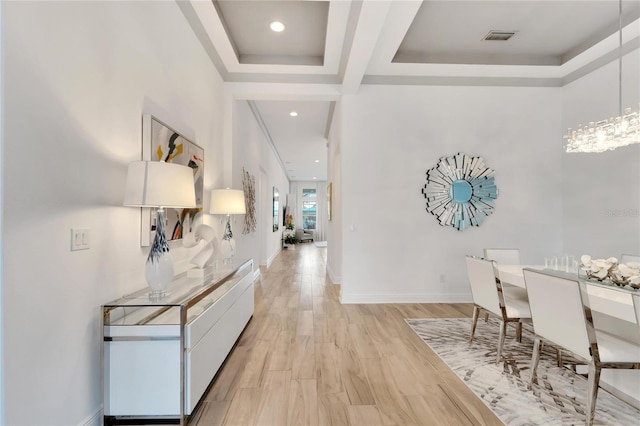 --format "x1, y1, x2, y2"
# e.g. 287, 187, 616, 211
266, 248, 281, 268
326, 264, 341, 285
